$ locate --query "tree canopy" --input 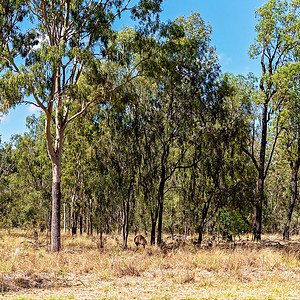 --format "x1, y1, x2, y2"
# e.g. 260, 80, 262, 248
1, 0, 300, 248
